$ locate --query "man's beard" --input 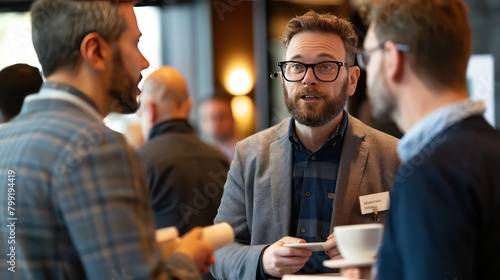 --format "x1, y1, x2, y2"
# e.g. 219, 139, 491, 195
367, 64, 396, 123
109, 49, 140, 114
283, 79, 349, 127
